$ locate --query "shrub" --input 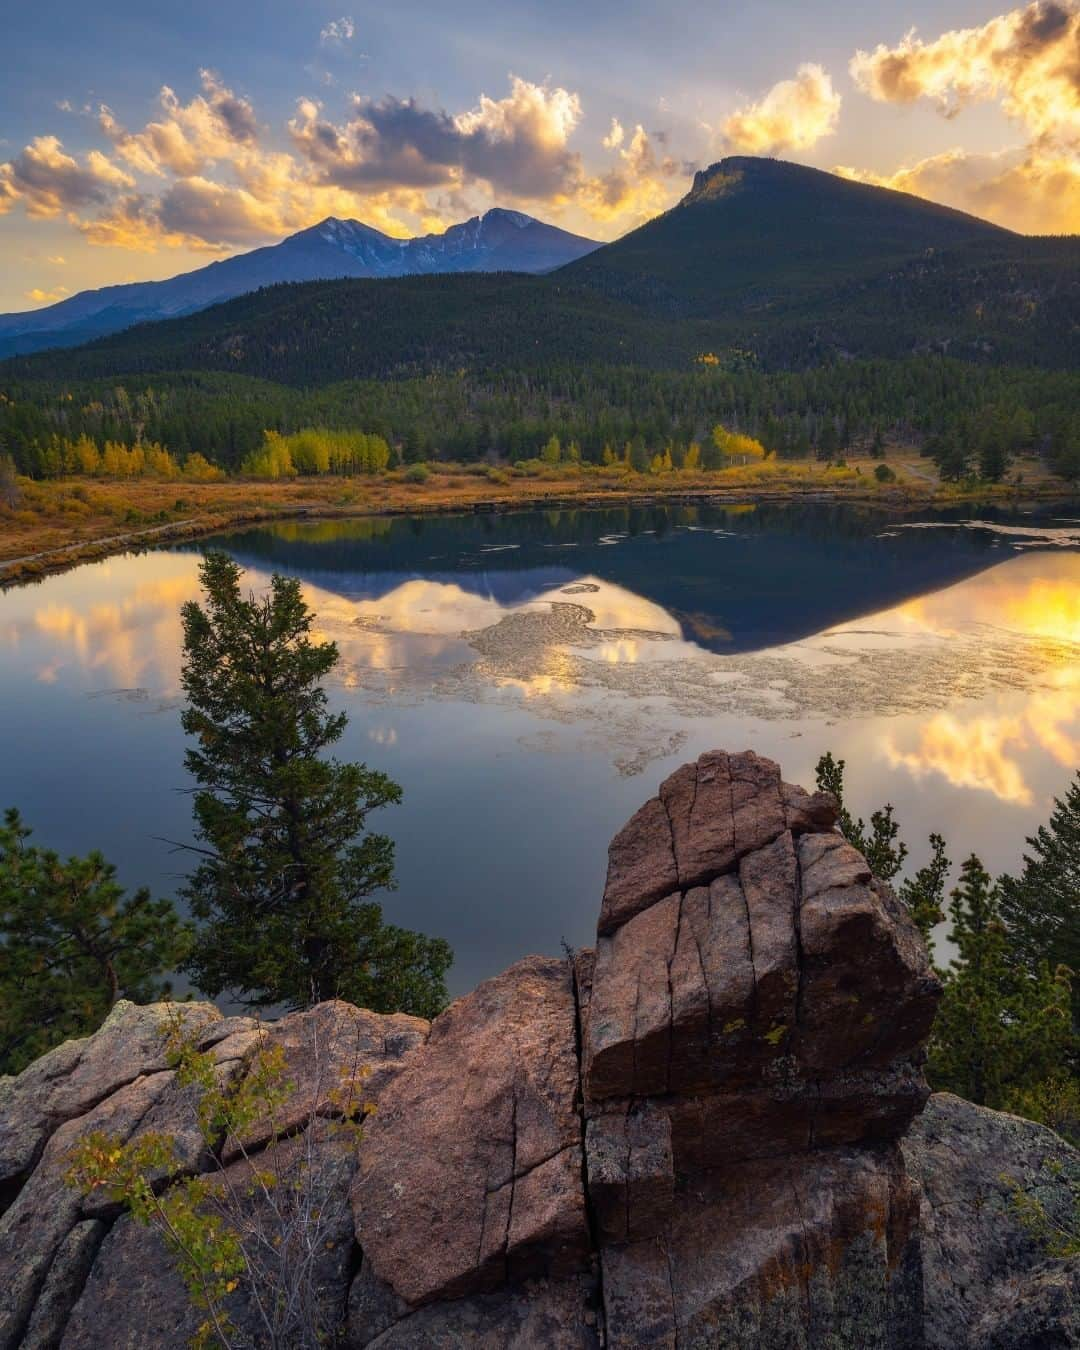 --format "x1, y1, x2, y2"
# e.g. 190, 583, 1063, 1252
403, 463, 430, 484
66, 1014, 373, 1349
874, 463, 897, 483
